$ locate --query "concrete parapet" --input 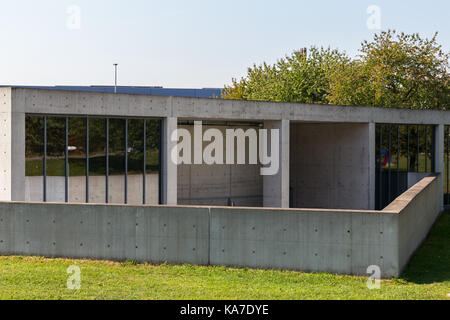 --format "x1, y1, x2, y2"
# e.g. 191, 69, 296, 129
0, 175, 442, 278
